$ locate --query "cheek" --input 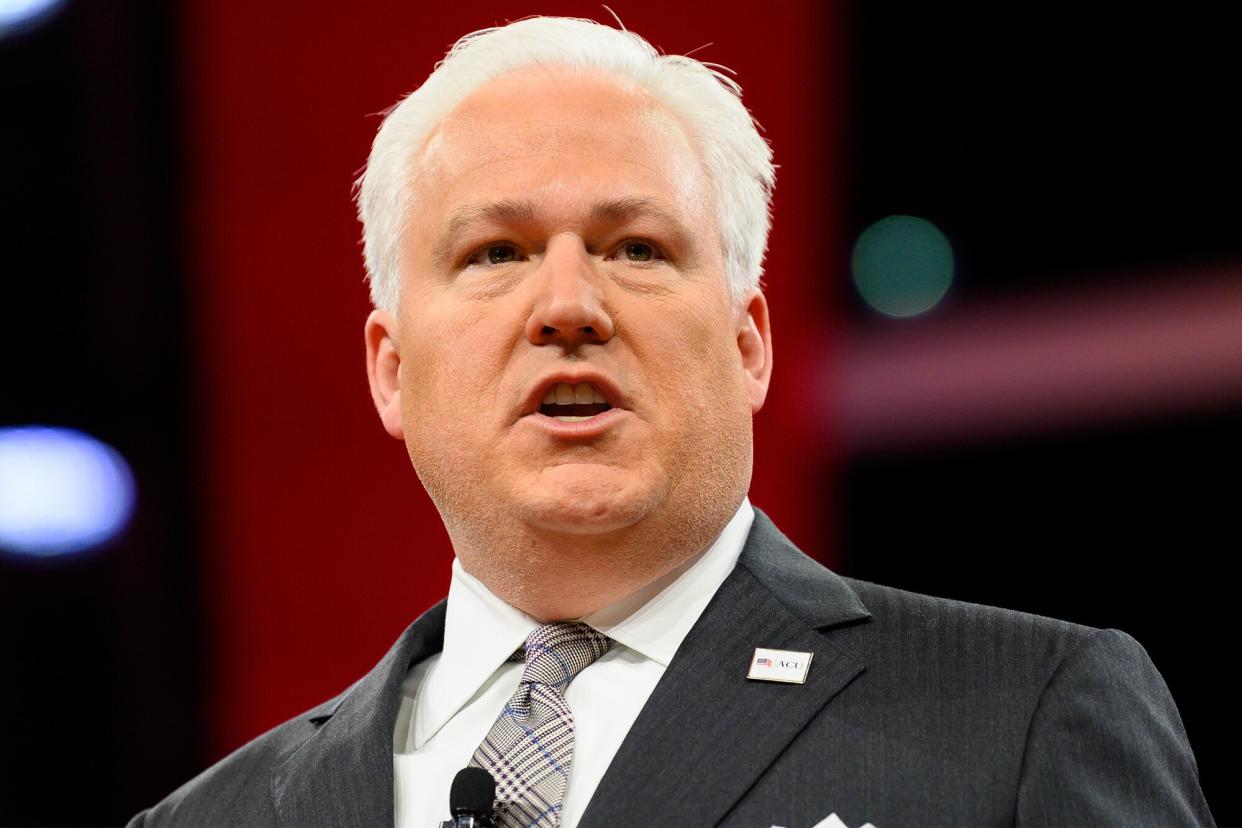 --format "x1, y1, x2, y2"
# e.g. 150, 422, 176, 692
398, 308, 513, 424
637, 302, 750, 427
668, 298, 745, 379
396, 310, 515, 497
